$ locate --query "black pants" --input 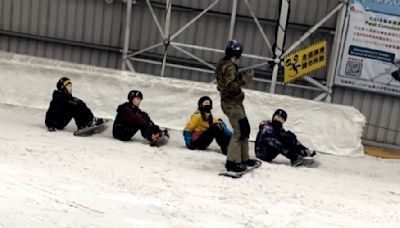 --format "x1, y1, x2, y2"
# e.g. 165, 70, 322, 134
261, 131, 305, 162
47, 99, 94, 130
191, 125, 231, 154
113, 125, 161, 142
